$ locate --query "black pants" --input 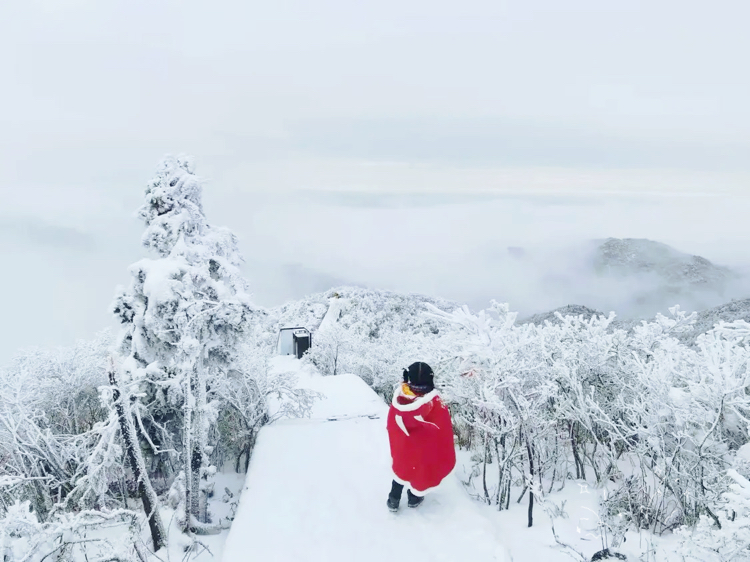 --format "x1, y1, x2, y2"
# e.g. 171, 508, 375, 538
389, 480, 420, 501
